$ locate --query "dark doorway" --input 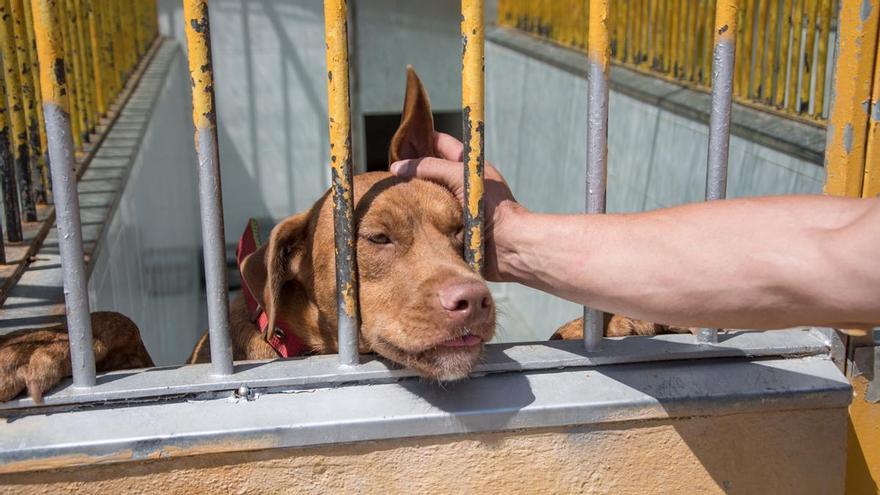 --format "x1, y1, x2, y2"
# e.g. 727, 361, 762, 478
363, 111, 463, 172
